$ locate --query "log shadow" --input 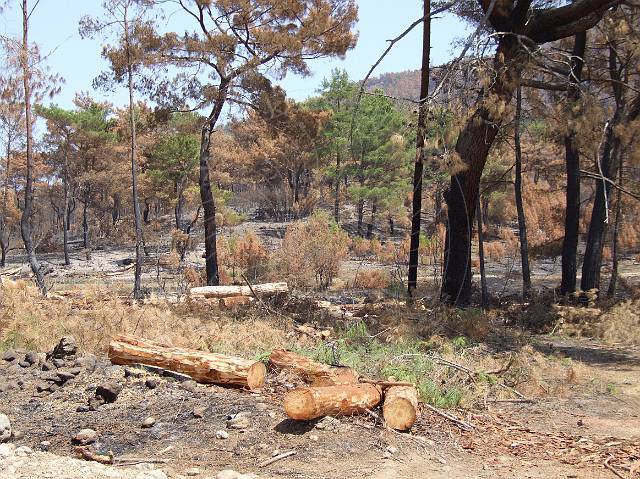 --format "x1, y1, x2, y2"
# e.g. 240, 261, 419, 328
274, 418, 319, 435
